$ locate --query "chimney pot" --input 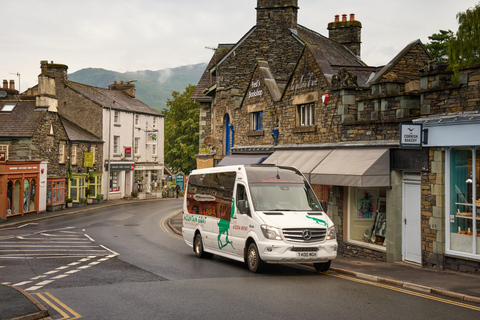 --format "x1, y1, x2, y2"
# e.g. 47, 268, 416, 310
9, 80, 15, 90
350, 13, 355, 21
3, 80, 7, 89
121, 80, 124, 84
114, 80, 117, 84
342, 14, 347, 22
334, 15, 340, 22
